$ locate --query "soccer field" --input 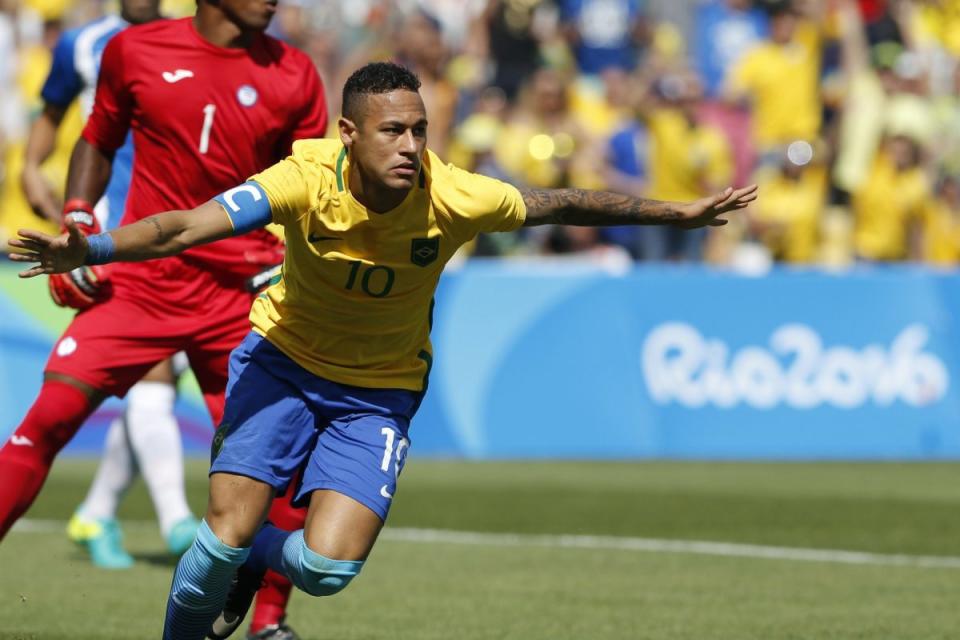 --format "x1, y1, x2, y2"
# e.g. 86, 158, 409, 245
2, 460, 959, 640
